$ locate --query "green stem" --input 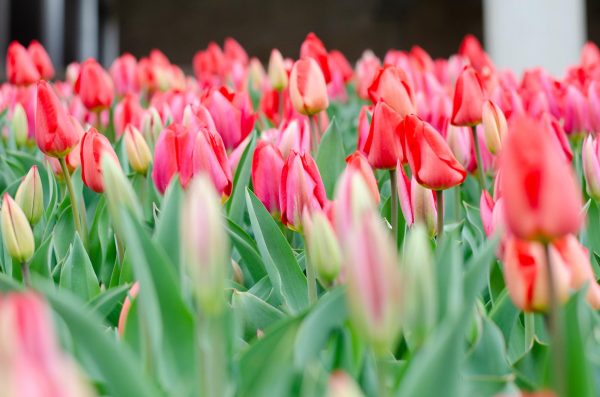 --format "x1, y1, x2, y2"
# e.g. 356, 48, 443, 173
472, 126, 486, 190
376, 357, 389, 397
21, 261, 30, 287
199, 313, 227, 397
454, 186, 461, 222
59, 157, 85, 244
524, 312, 535, 350
310, 114, 320, 155
389, 169, 398, 243
304, 234, 318, 305
436, 190, 444, 239
543, 243, 565, 397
